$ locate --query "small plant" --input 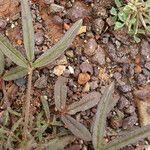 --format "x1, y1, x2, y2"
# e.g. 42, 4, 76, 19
92, 82, 150, 150
0, 0, 82, 148
110, 0, 150, 42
